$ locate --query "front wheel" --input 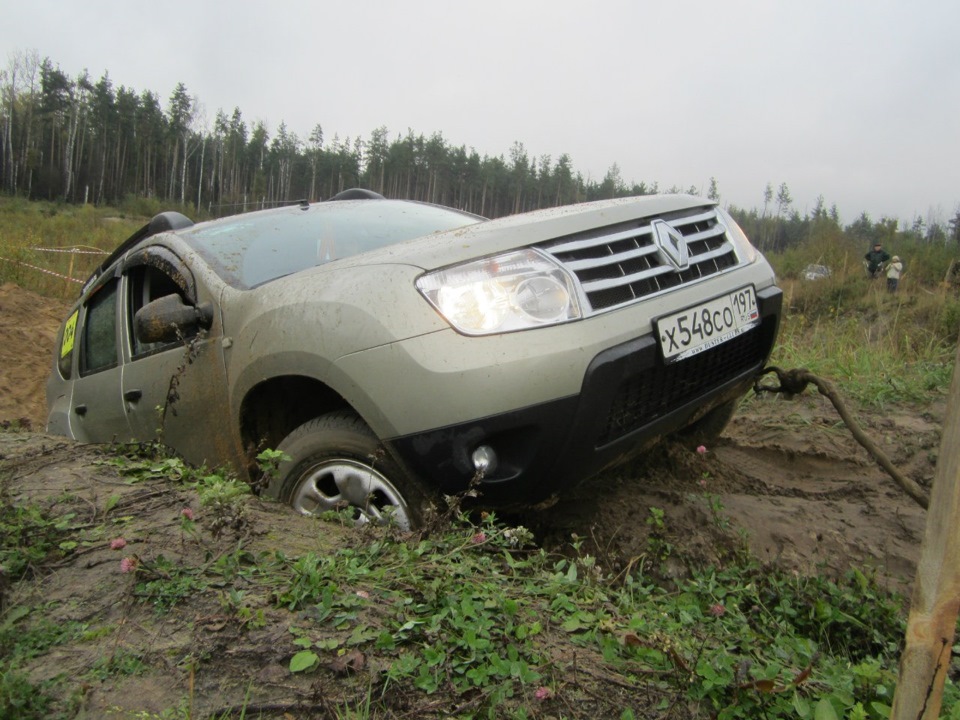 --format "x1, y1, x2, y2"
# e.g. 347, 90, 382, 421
267, 411, 428, 530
